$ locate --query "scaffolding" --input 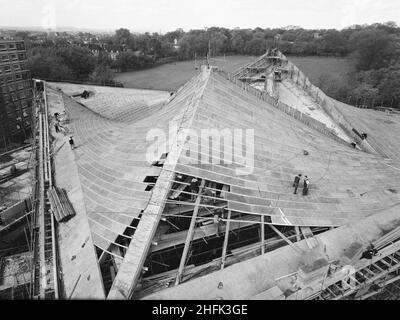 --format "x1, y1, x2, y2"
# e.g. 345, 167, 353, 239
28, 80, 59, 299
